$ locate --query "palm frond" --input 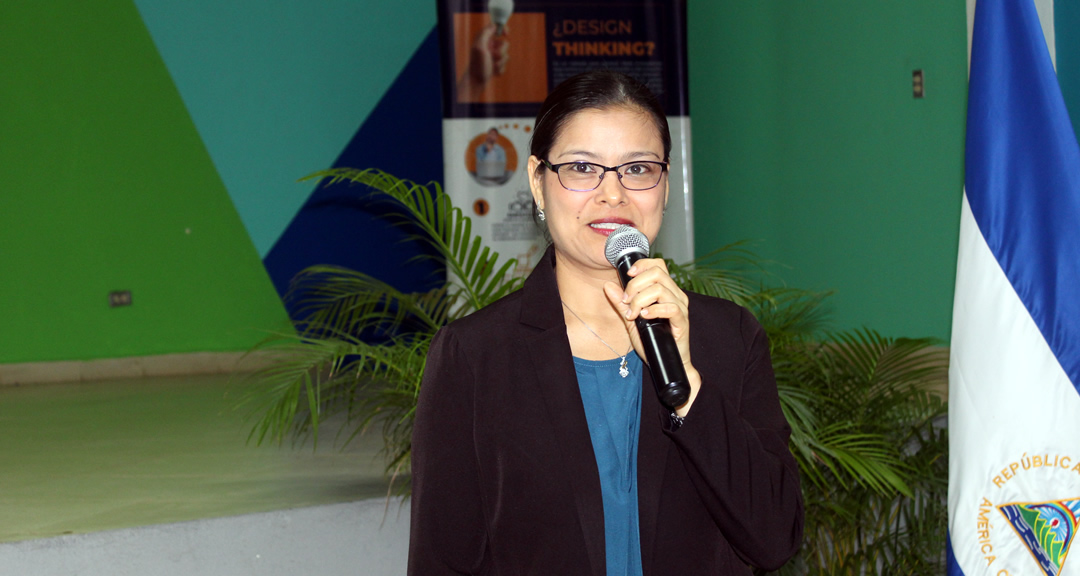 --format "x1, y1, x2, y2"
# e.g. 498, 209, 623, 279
300, 168, 523, 317
287, 266, 453, 337
751, 288, 834, 353
662, 241, 767, 306
240, 332, 364, 448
